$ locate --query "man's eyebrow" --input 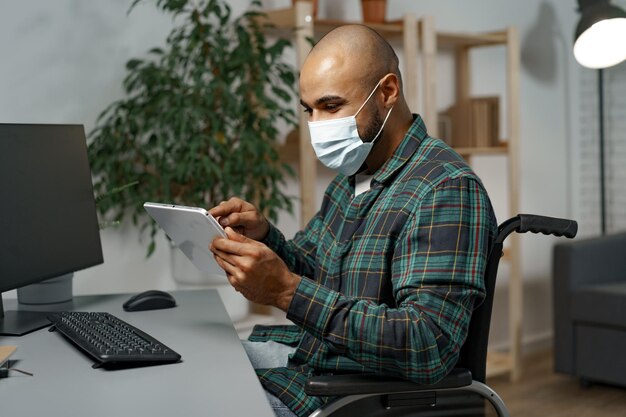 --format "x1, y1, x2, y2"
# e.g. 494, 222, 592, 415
300, 95, 346, 108
314, 95, 345, 106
